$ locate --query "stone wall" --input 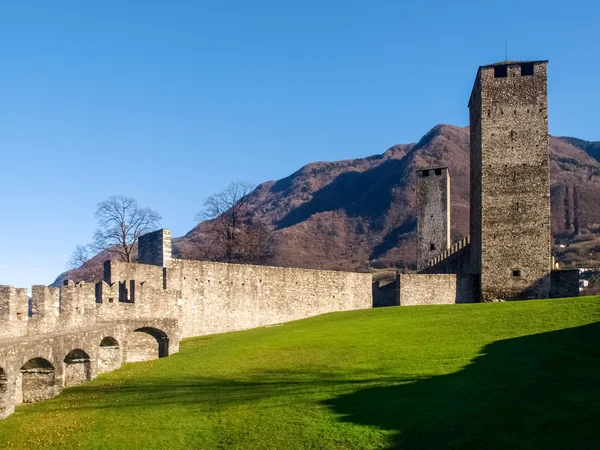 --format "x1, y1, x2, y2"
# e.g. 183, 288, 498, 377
416, 167, 450, 271
469, 61, 551, 301
421, 238, 471, 275
397, 273, 476, 306
108, 258, 373, 338
469, 73, 483, 283
1, 227, 372, 420
0, 317, 179, 419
